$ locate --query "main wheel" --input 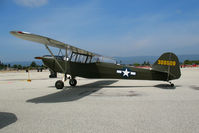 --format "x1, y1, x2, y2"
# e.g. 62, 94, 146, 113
55, 80, 64, 89
69, 79, 77, 86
